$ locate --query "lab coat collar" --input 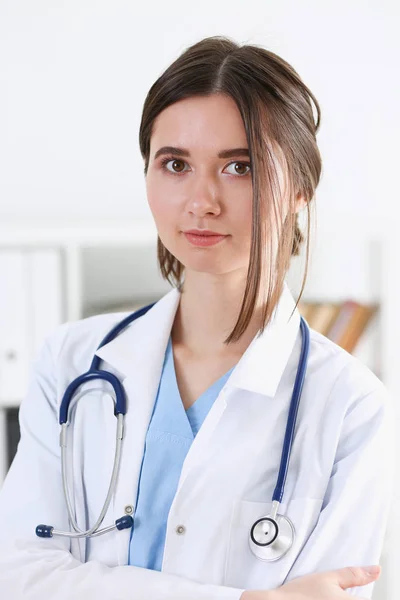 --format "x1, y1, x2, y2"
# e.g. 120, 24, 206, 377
95, 280, 300, 399
227, 282, 300, 397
